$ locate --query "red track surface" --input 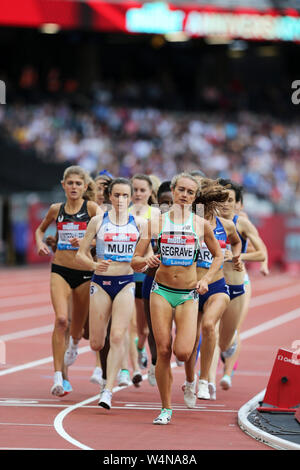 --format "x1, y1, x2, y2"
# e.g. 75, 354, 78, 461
0, 265, 300, 451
